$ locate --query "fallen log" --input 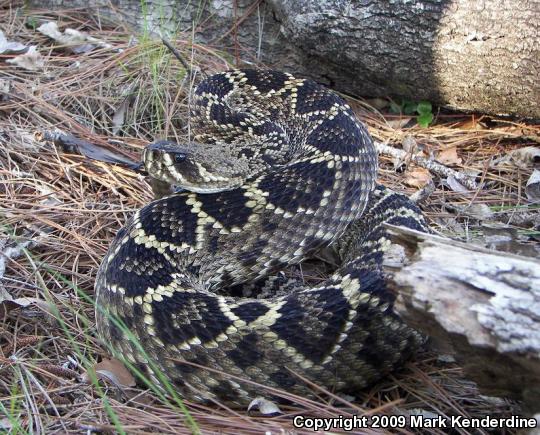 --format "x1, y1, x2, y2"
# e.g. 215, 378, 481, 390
384, 225, 540, 412
29, 0, 540, 118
